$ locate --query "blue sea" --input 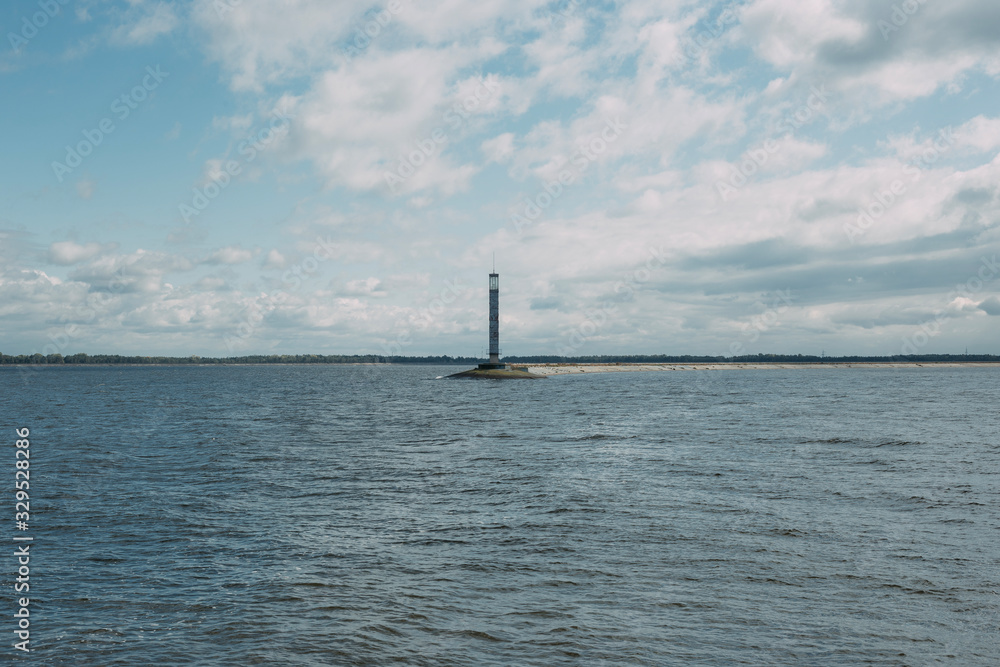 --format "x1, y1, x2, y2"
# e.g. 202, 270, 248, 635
2, 365, 998, 665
